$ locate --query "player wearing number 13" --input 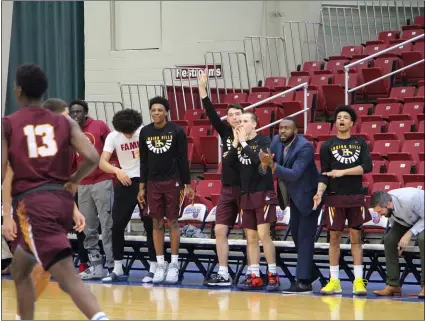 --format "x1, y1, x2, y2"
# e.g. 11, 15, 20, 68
1, 64, 108, 320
